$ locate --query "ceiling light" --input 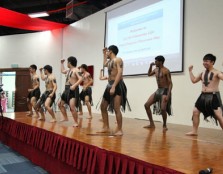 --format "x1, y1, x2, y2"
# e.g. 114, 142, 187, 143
28, 12, 49, 18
